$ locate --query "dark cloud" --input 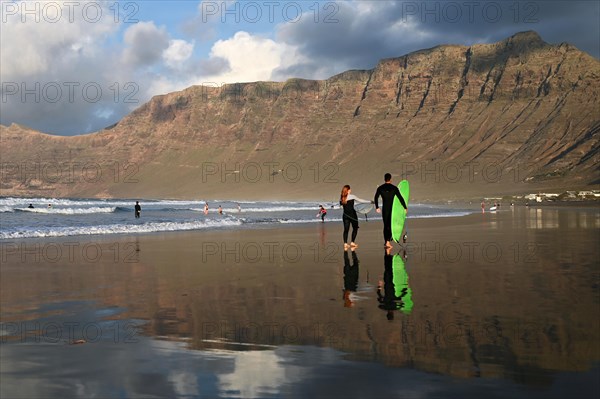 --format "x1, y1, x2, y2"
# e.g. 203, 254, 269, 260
274, 0, 599, 80
123, 22, 171, 68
